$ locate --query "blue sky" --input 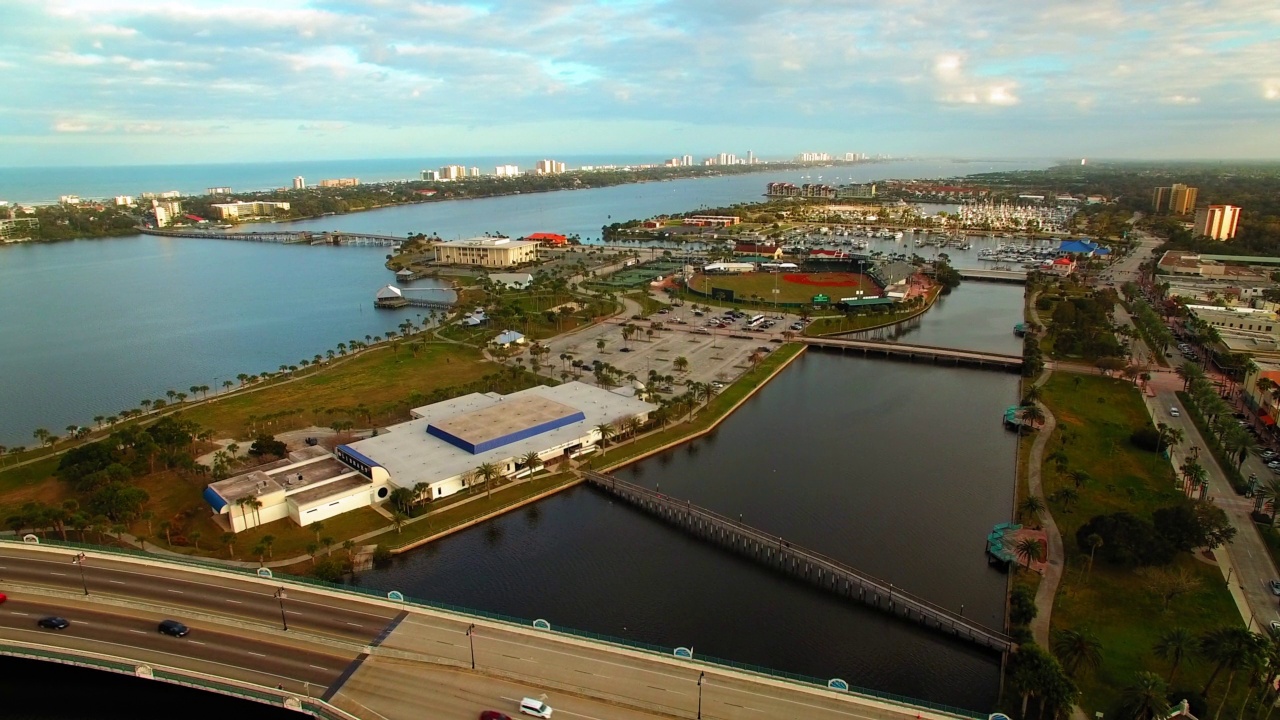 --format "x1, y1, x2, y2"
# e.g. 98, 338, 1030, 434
2, 0, 1278, 166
